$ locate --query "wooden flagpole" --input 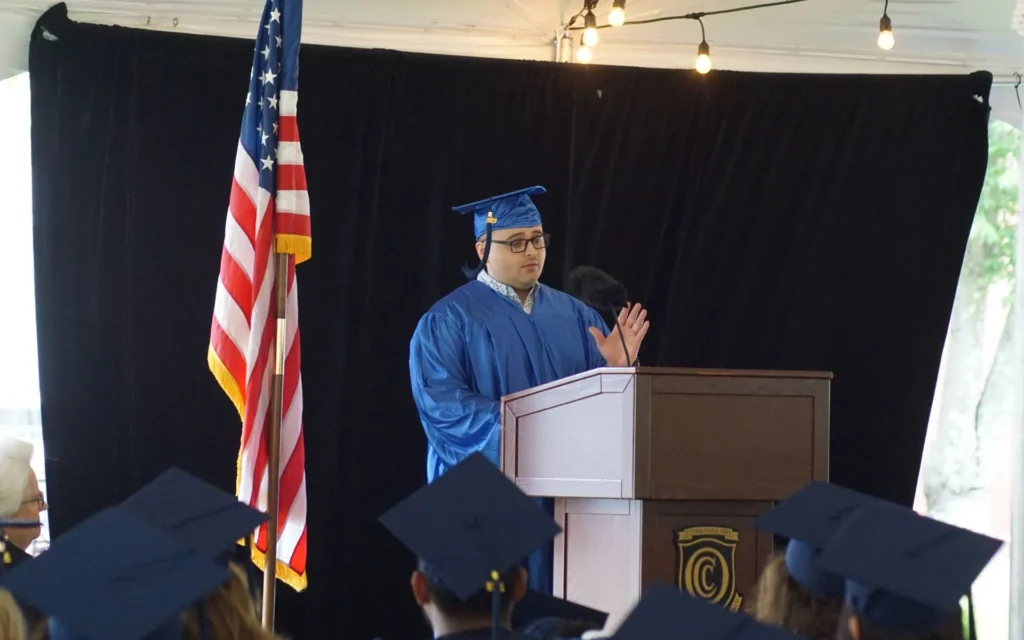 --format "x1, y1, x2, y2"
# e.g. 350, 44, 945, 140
262, 252, 289, 630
